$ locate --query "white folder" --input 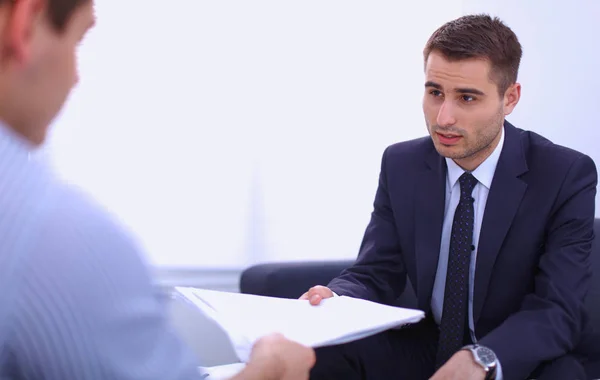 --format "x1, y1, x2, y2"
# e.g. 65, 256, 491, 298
175, 287, 425, 364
